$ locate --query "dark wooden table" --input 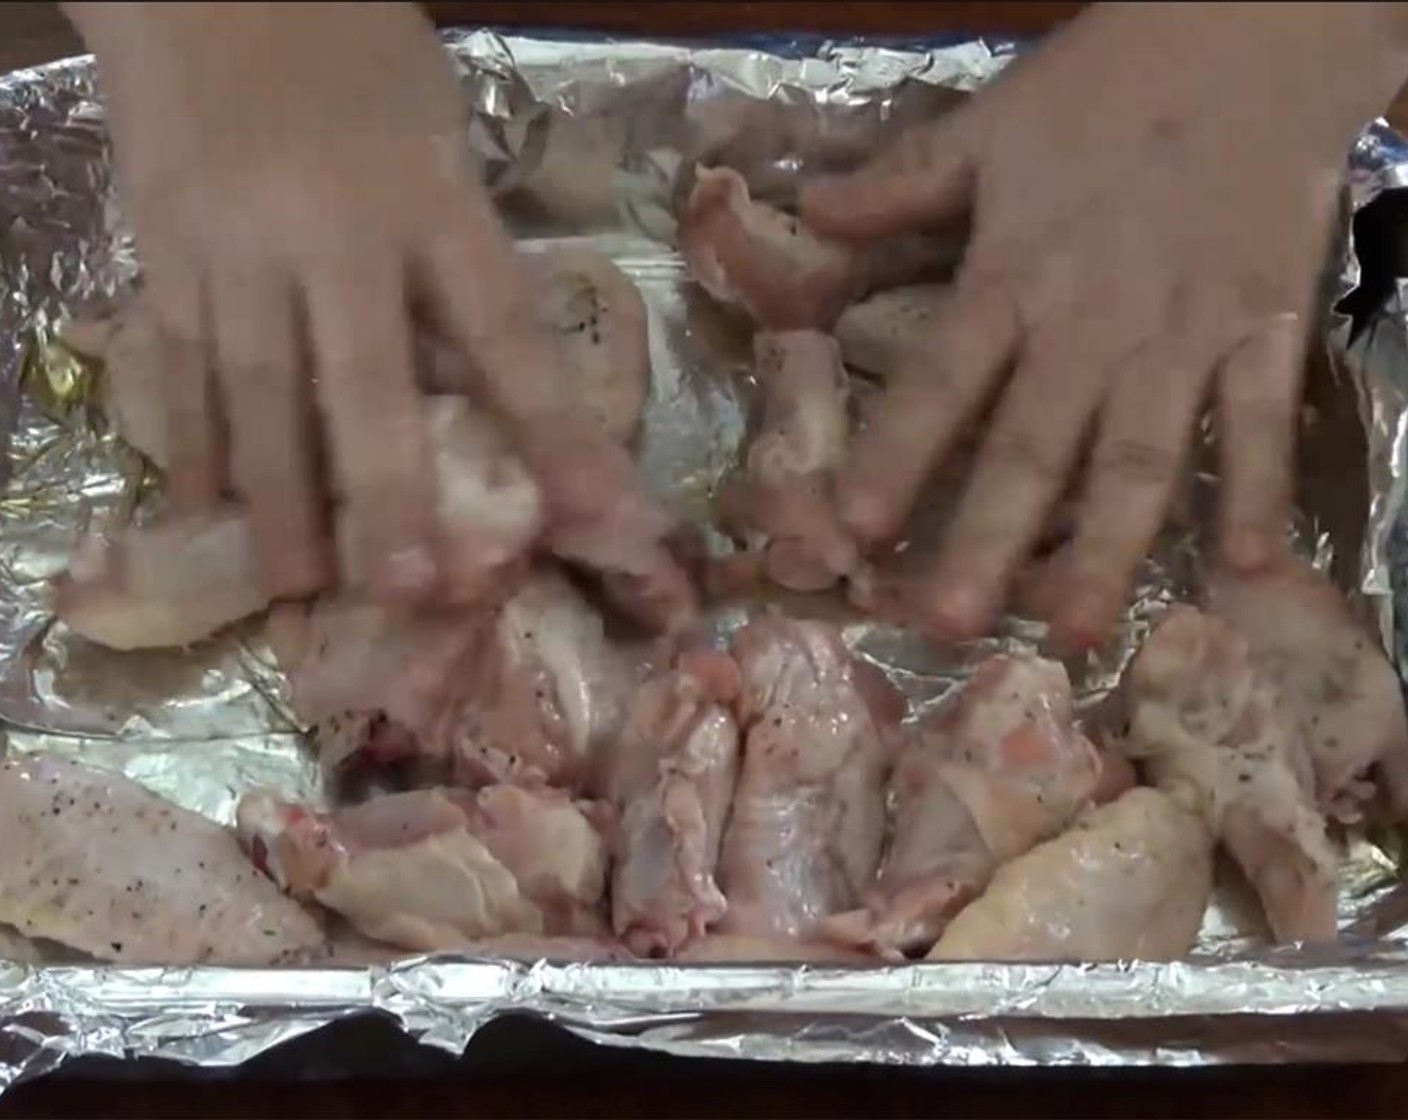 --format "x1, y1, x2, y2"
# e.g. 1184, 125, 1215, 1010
3, 3, 1408, 1116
